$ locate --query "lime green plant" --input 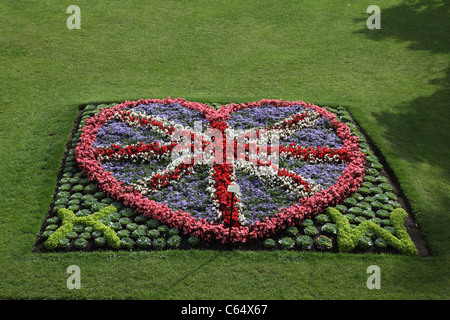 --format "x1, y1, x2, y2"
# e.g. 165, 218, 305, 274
44, 205, 121, 250
325, 207, 418, 255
